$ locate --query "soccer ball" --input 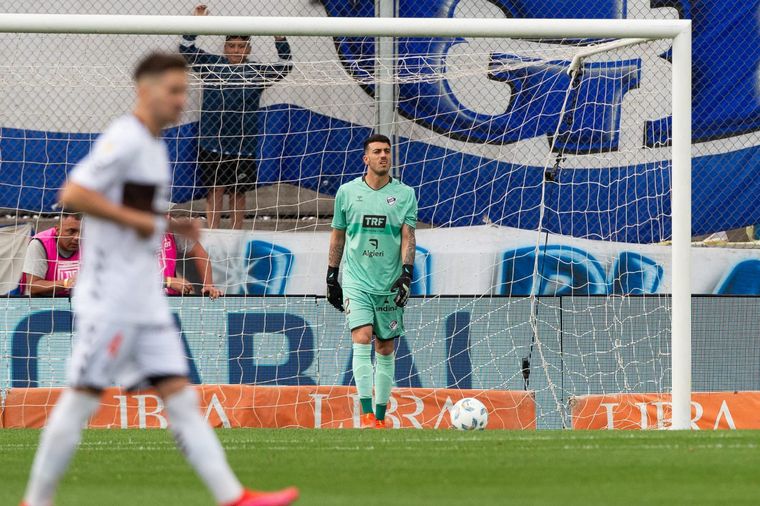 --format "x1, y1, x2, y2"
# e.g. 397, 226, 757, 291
449, 398, 488, 430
